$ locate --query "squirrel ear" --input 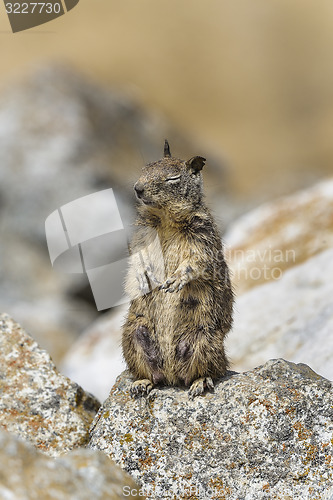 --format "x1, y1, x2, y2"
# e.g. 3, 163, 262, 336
186, 156, 206, 173
164, 139, 171, 158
